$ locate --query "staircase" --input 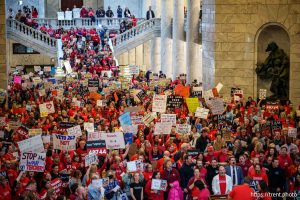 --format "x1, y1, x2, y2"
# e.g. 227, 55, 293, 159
6, 19, 57, 57
111, 18, 161, 57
